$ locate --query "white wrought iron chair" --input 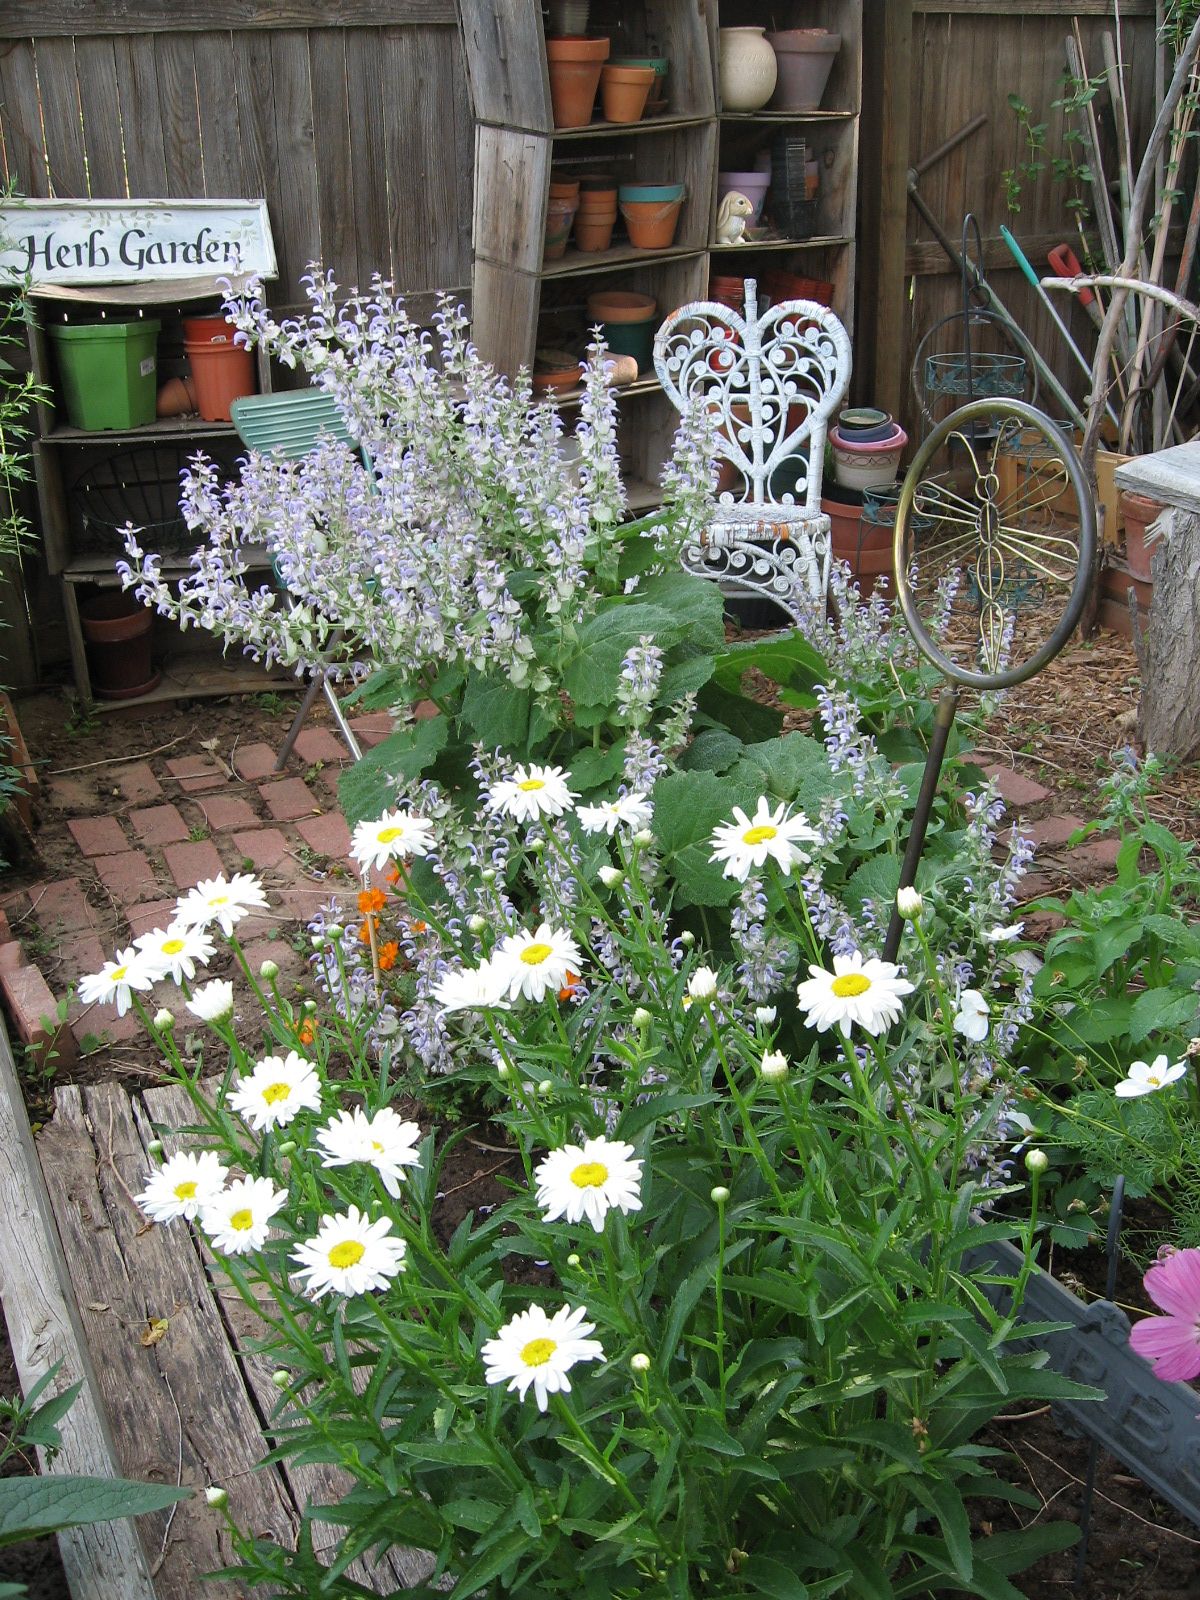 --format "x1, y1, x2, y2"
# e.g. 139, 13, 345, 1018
653, 278, 852, 621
